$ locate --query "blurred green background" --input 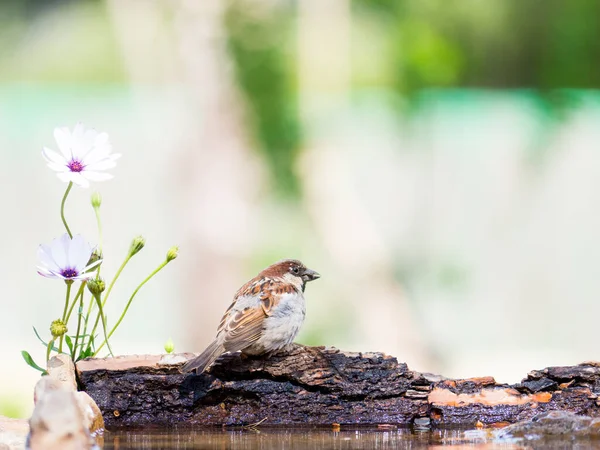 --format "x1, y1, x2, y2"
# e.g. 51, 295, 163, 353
2, 0, 600, 418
